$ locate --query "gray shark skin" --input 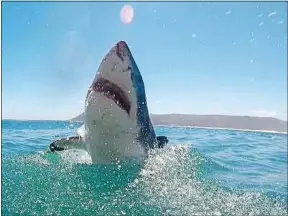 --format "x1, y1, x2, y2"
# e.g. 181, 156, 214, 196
49, 41, 168, 163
